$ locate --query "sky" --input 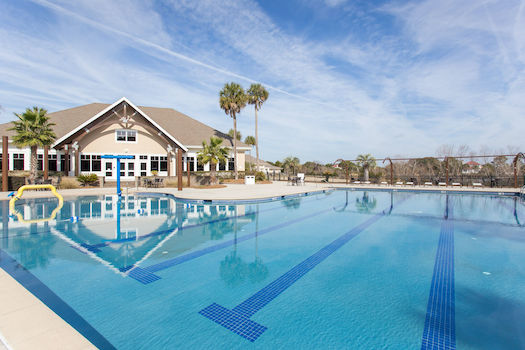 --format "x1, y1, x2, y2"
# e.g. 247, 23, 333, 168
0, 0, 524, 163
